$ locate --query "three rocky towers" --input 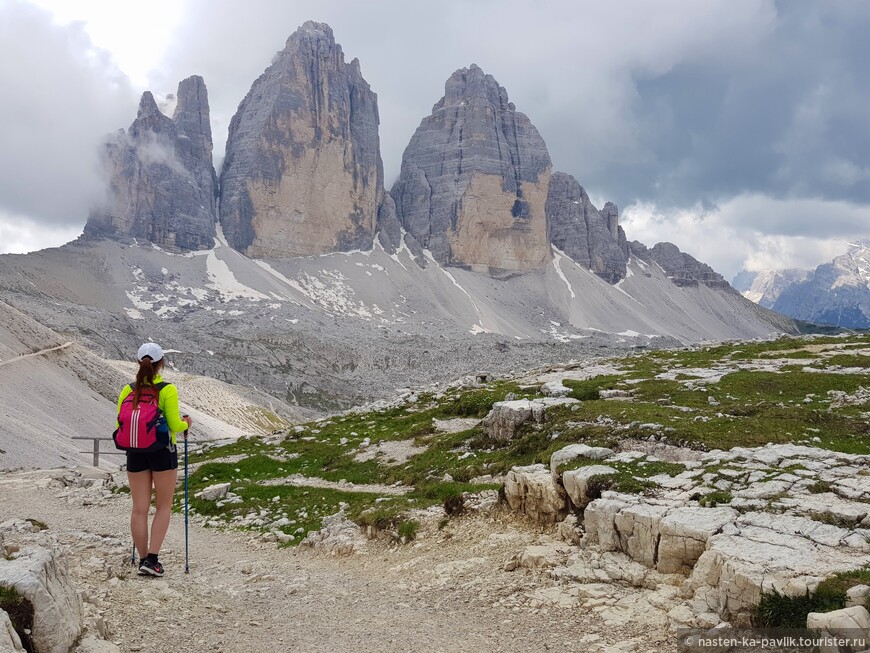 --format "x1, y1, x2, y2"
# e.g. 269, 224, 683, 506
85, 21, 720, 286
